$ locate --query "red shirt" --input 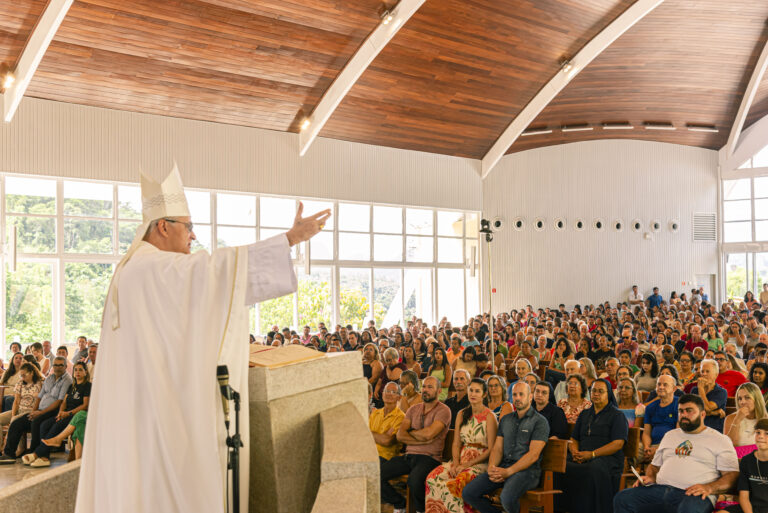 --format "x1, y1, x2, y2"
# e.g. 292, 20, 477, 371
716, 370, 747, 397
684, 339, 708, 352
